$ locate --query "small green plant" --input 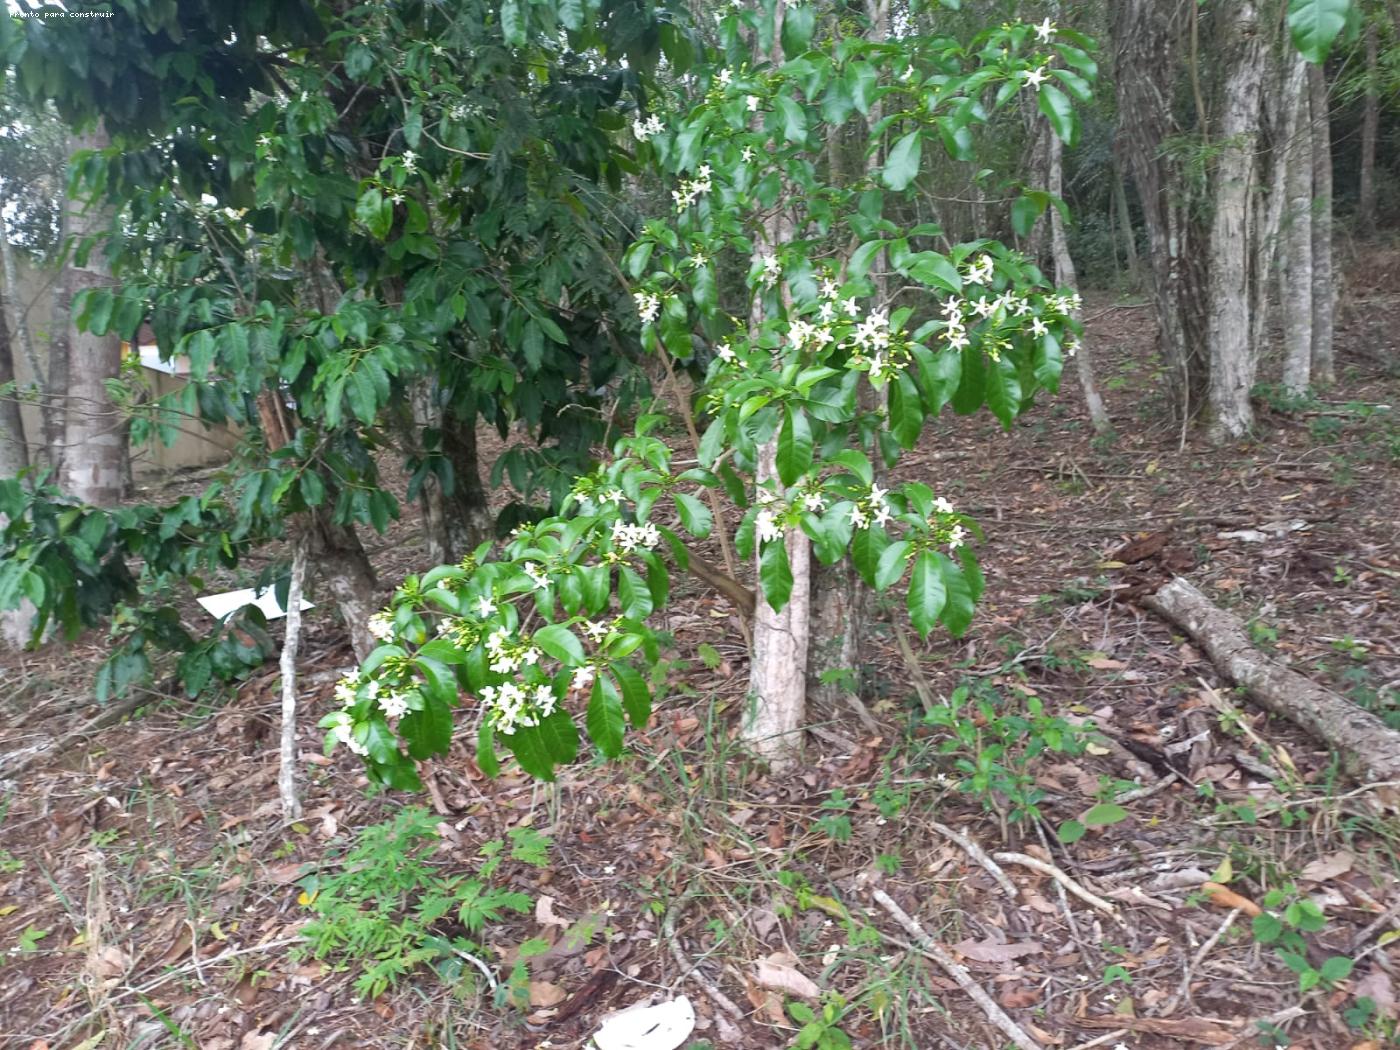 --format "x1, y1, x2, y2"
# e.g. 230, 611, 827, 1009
1246, 618, 1279, 648
812, 790, 854, 843
789, 993, 854, 1050
0, 850, 21, 875
1251, 886, 1354, 994
296, 807, 547, 1001
14, 926, 48, 953
922, 679, 1087, 825
874, 852, 901, 876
